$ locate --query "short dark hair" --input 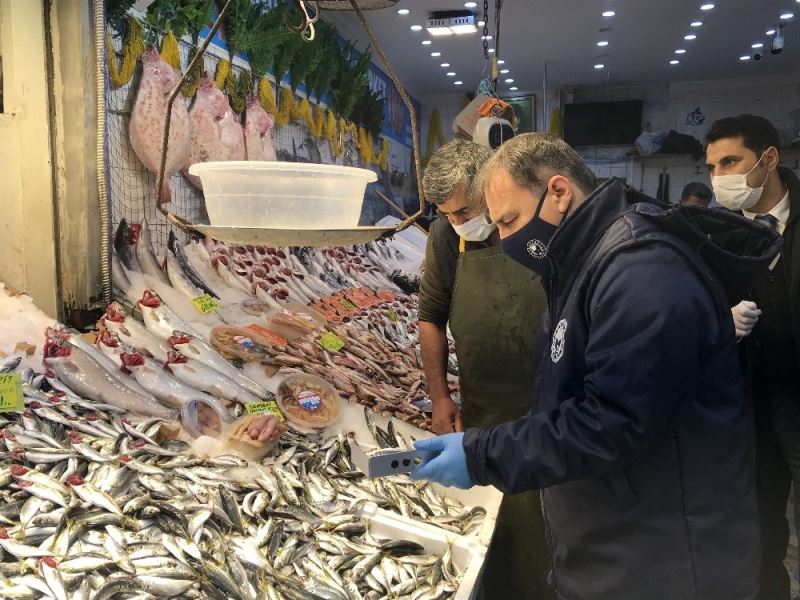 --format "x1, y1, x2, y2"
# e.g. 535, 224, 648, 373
705, 114, 780, 155
681, 182, 712, 202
